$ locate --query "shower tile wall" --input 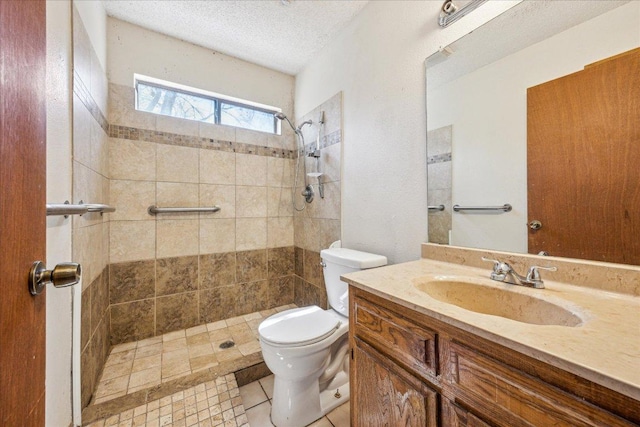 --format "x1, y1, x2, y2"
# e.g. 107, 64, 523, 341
427, 125, 452, 244
294, 93, 343, 308
107, 83, 298, 345
72, 14, 343, 410
73, 7, 112, 408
